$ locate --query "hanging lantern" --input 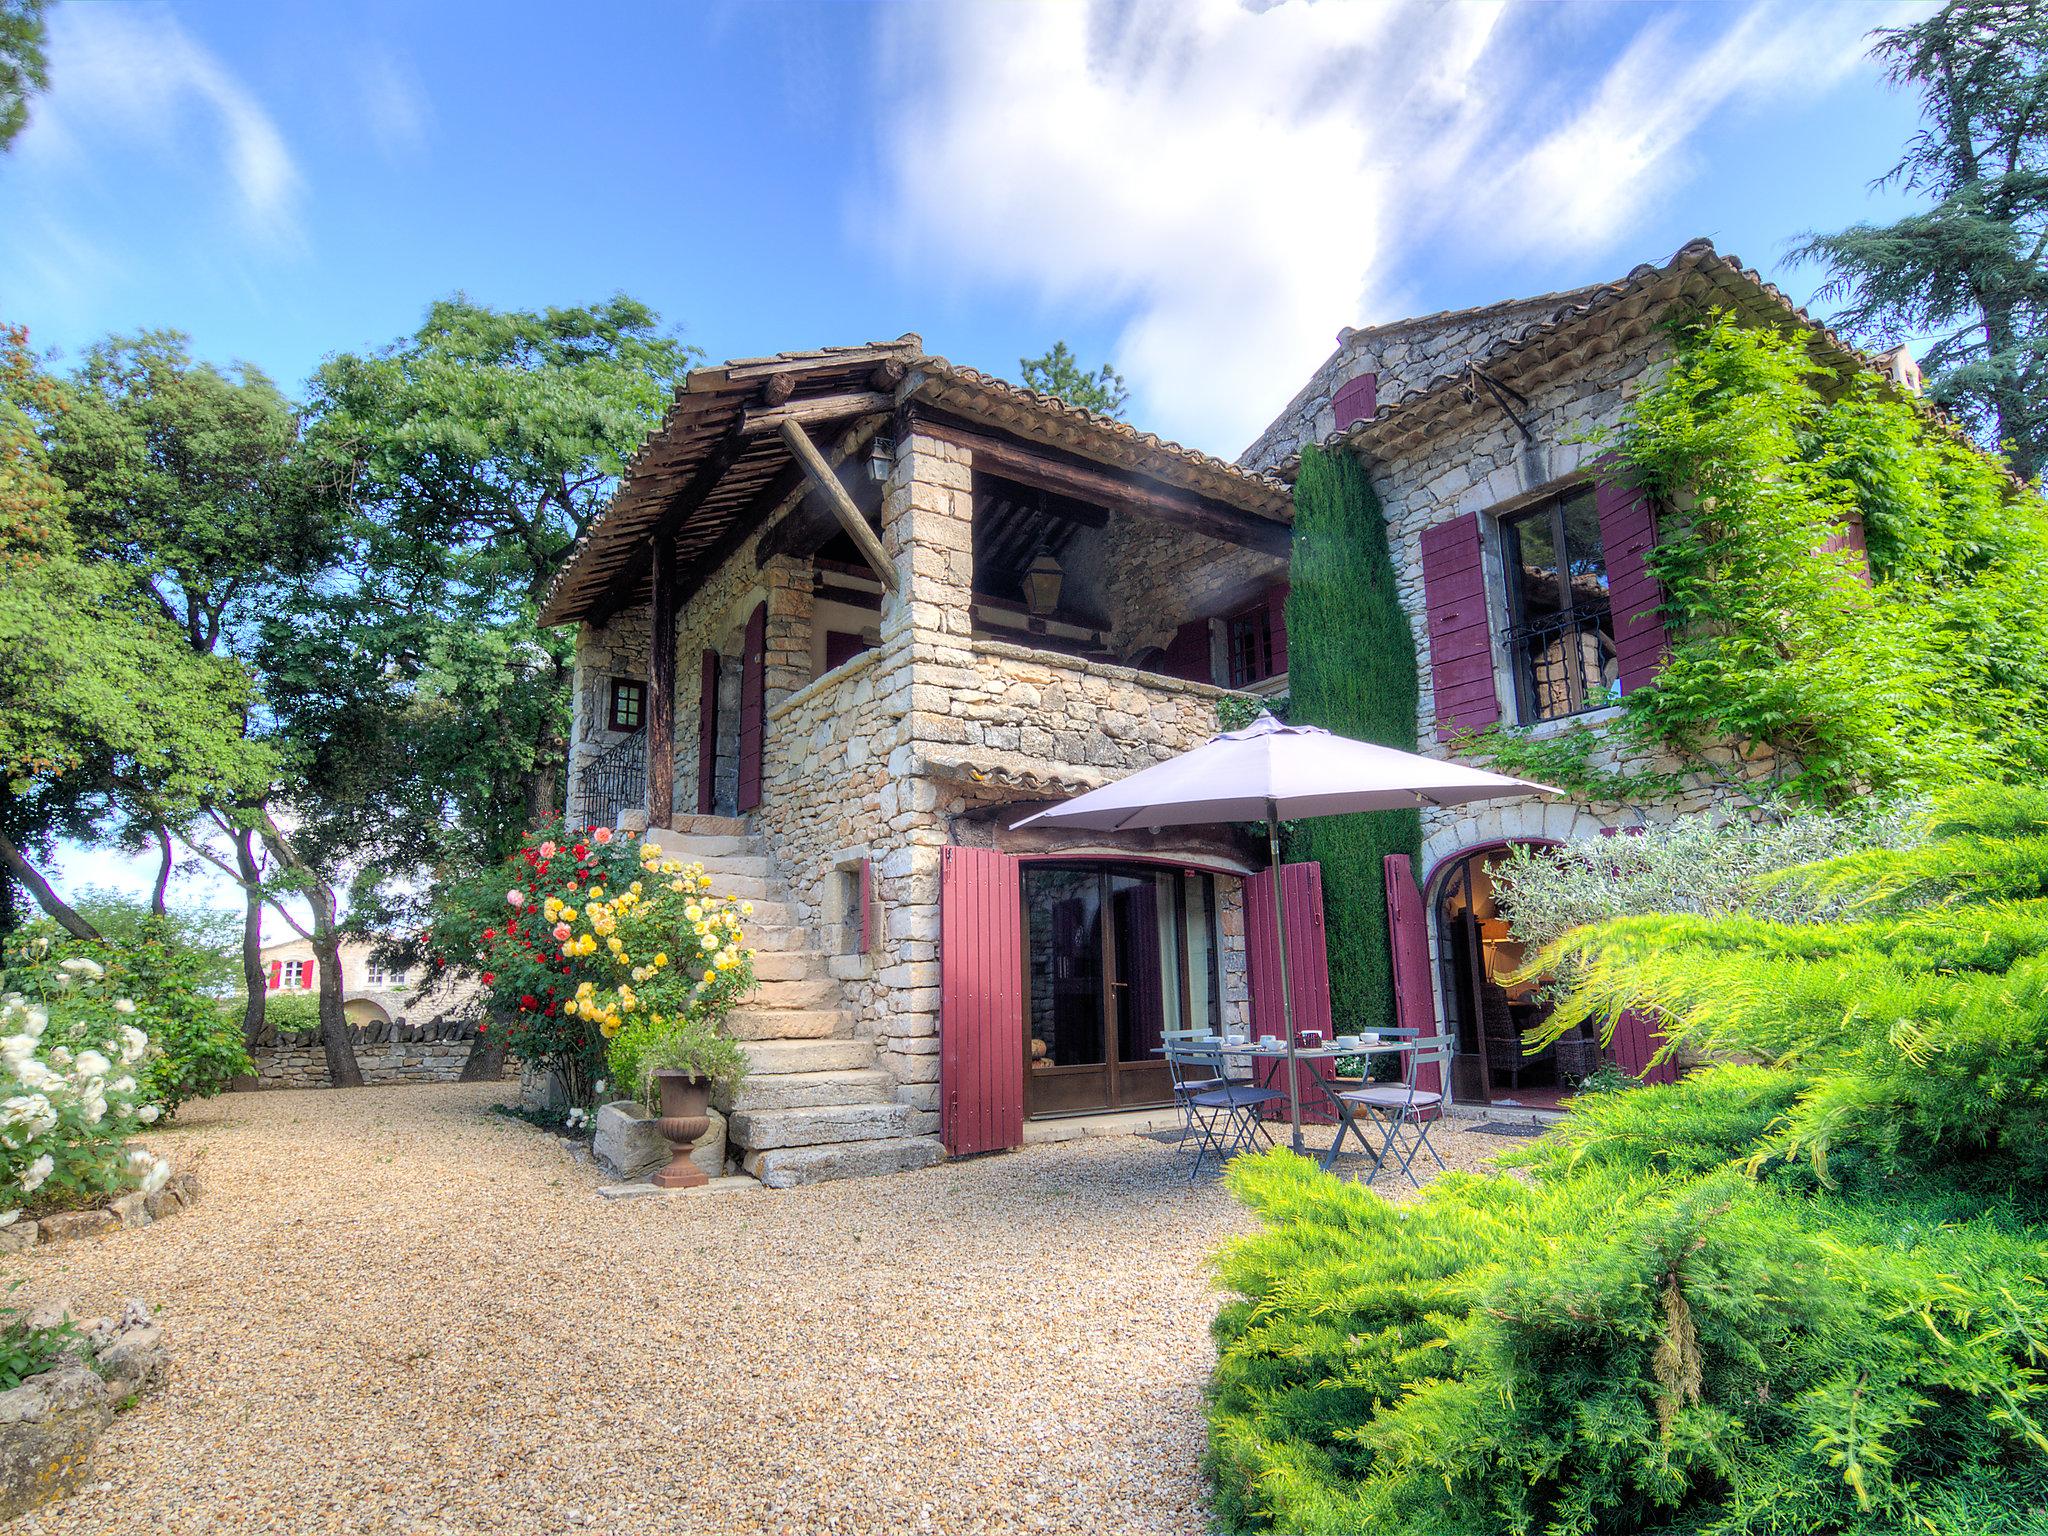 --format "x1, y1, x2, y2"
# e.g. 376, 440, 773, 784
1022, 550, 1065, 617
